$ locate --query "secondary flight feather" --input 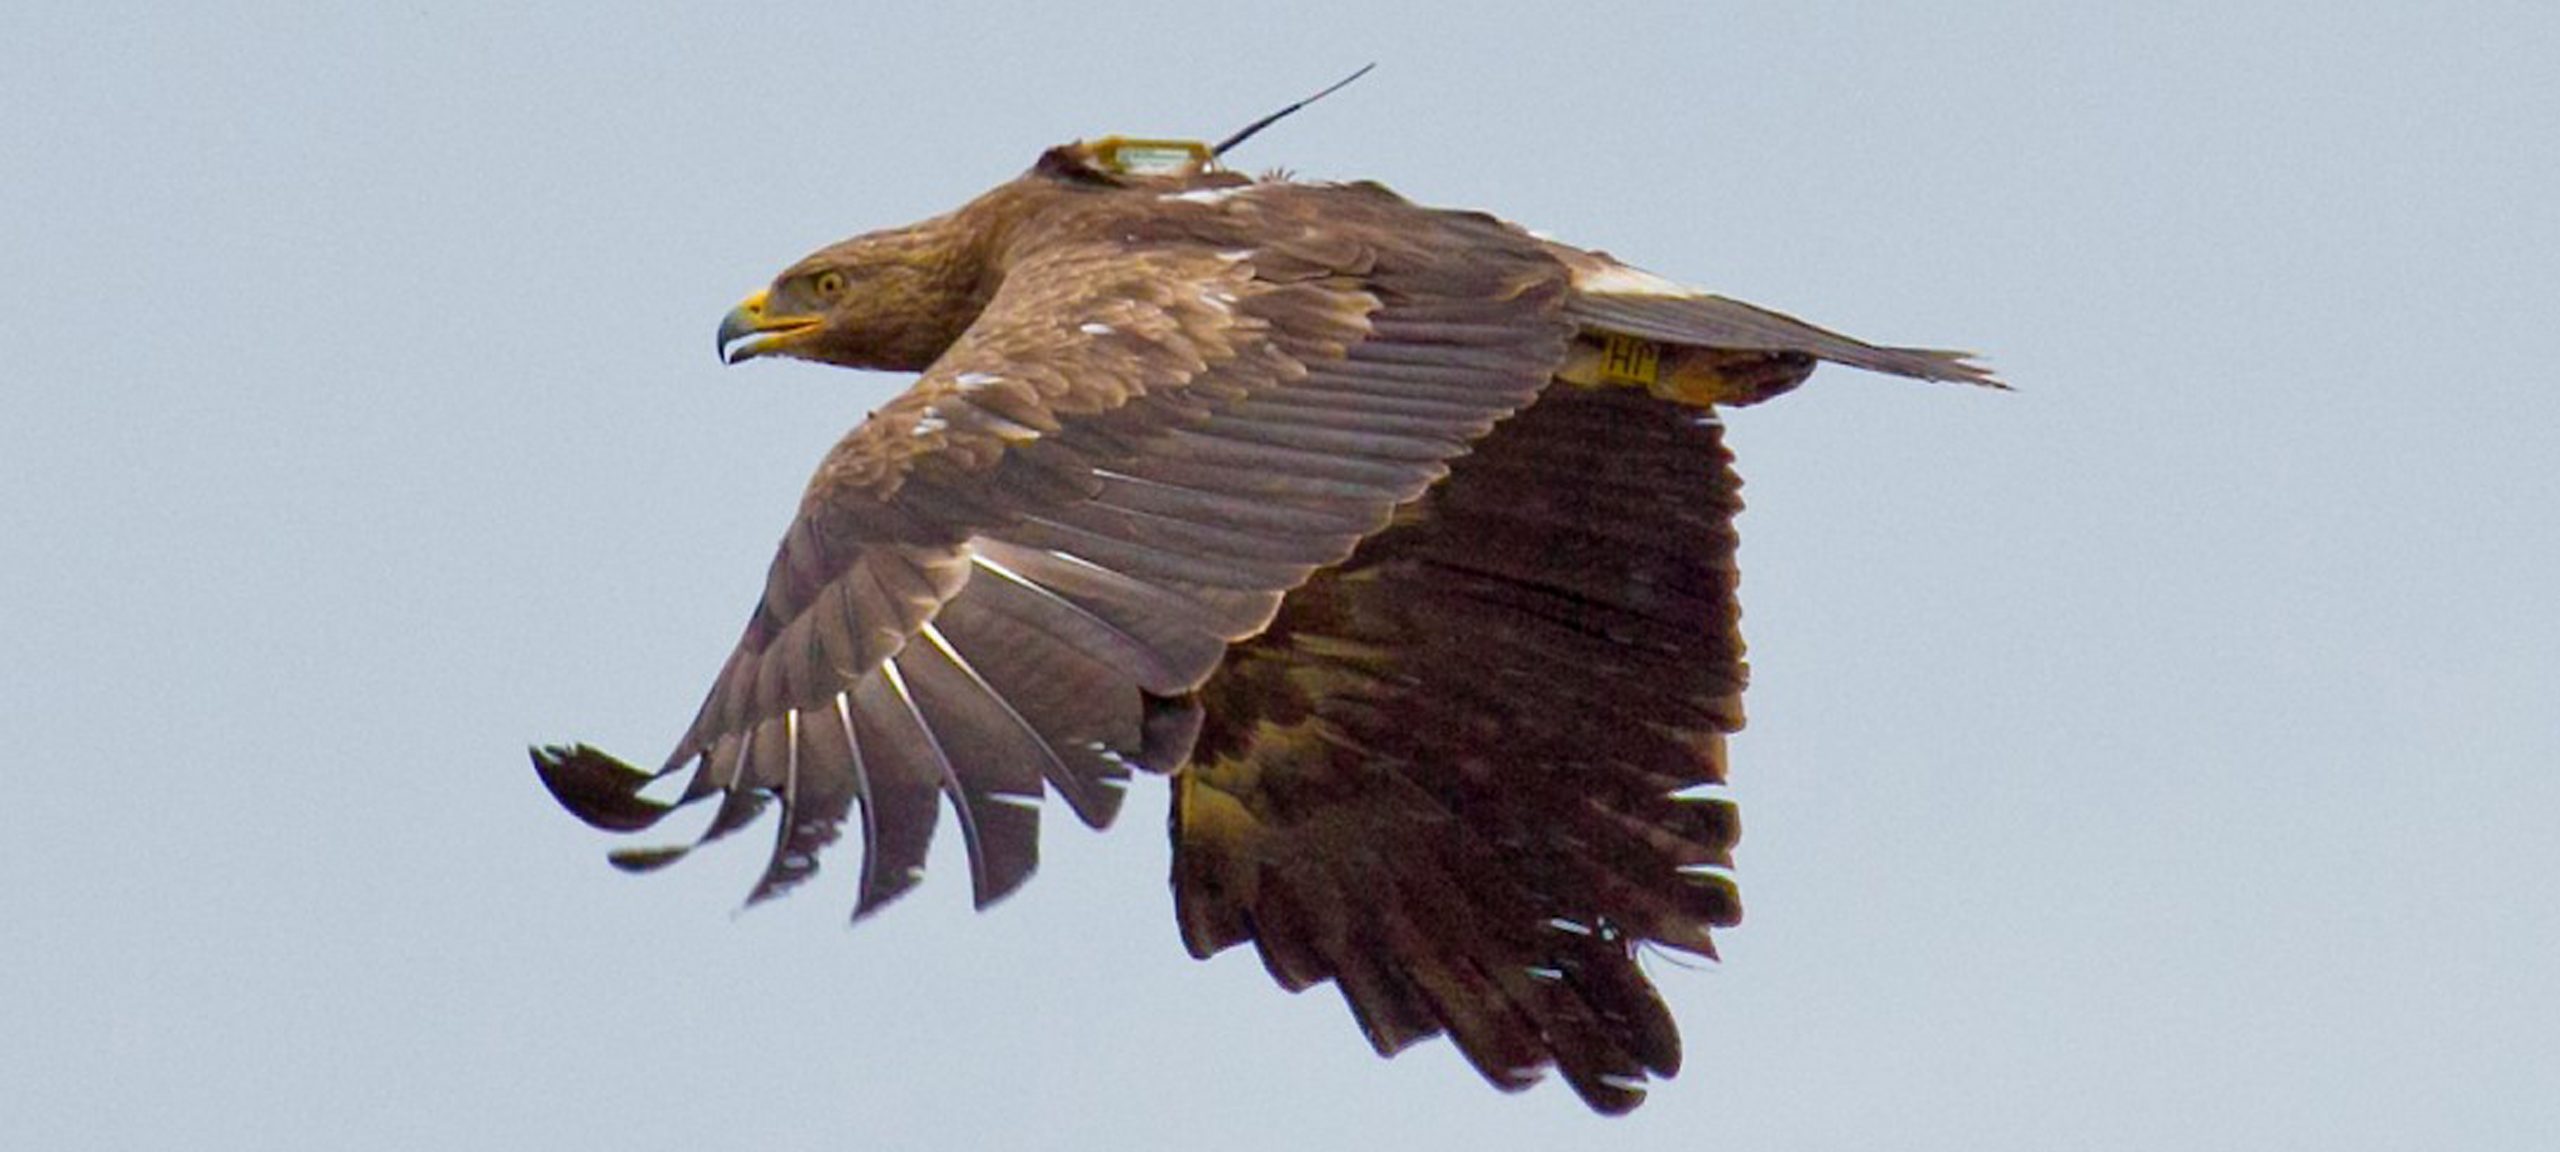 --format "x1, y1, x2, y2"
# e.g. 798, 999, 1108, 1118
534, 109, 1997, 1113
